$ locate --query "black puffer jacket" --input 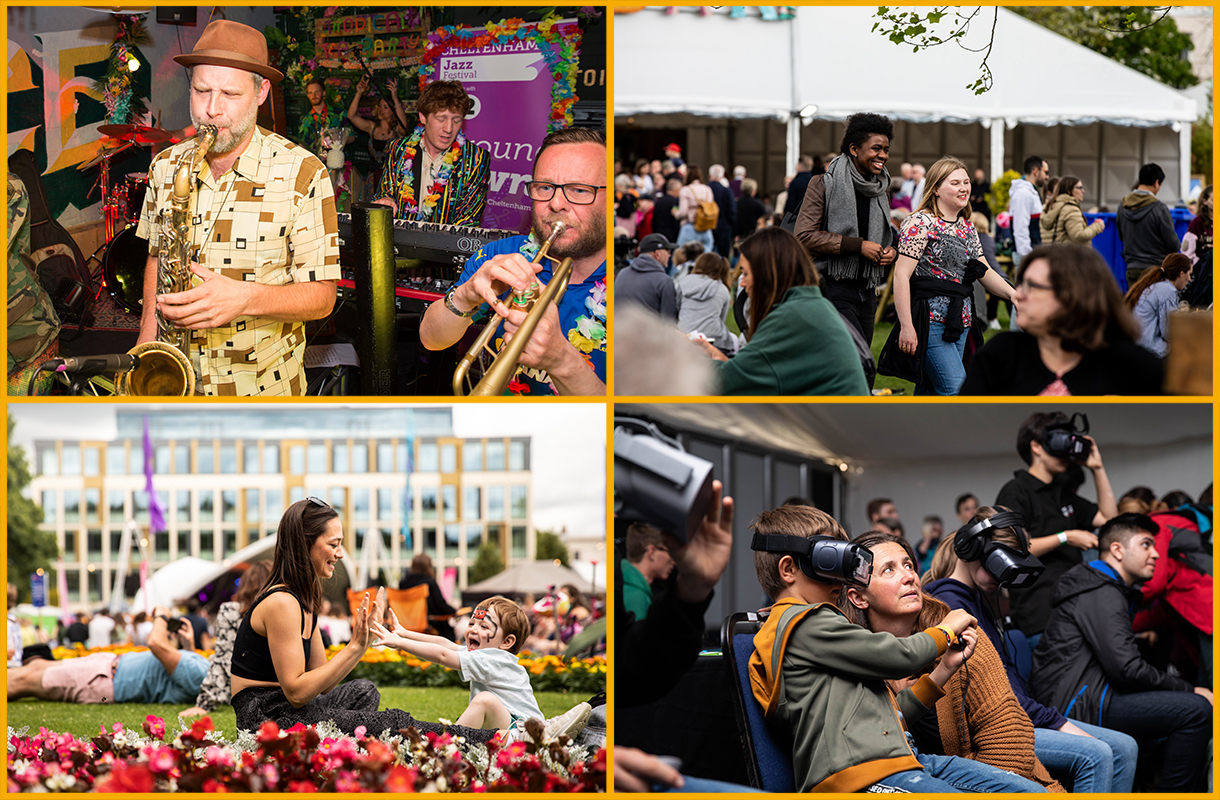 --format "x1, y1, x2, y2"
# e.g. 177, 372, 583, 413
1029, 562, 1193, 727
